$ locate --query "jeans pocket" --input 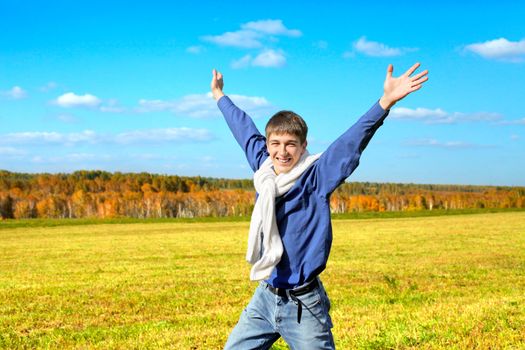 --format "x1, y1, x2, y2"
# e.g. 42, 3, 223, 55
299, 288, 322, 309
320, 290, 333, 329
294, 288, 333, 331
323, 289, 331, 312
